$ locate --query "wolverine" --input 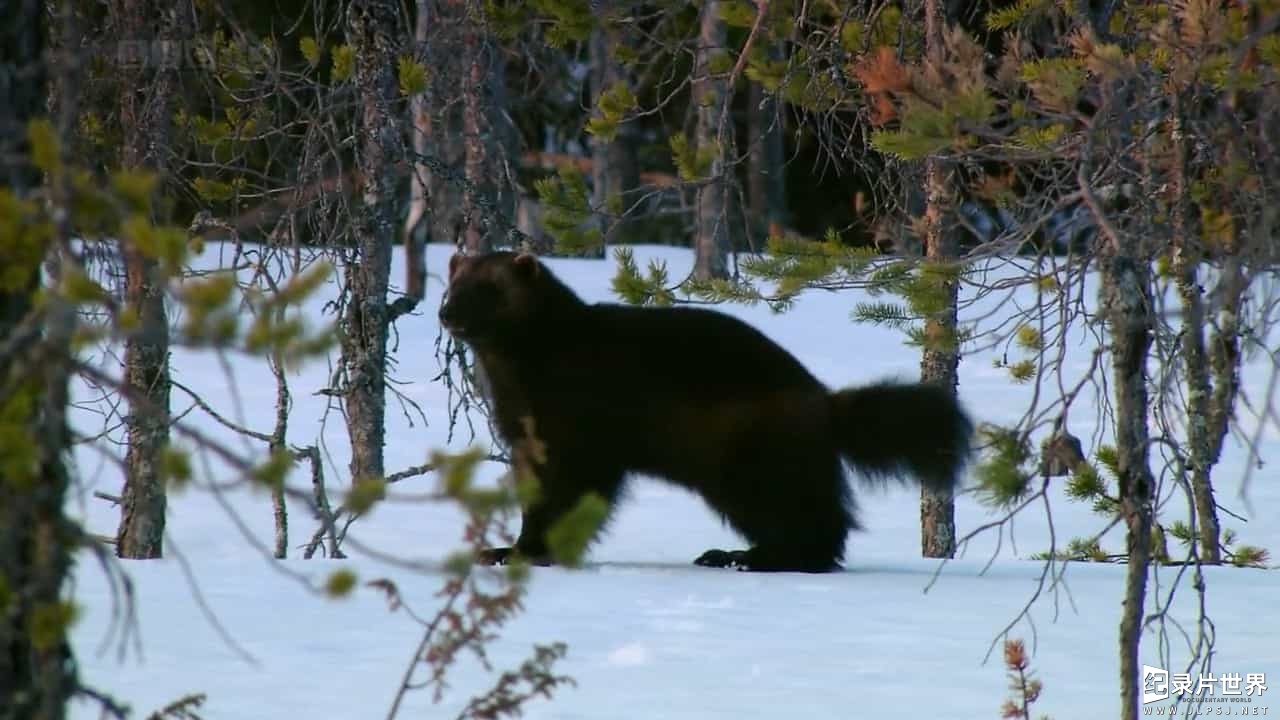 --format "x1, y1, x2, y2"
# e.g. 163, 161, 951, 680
438, 251, 974, 572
